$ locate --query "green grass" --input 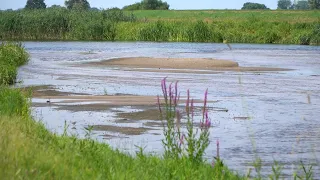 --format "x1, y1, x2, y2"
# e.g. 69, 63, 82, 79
0, 9, 319, 45
130, 9, 320, 23
0, 42, 29, 85
0, 115, 242, 179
